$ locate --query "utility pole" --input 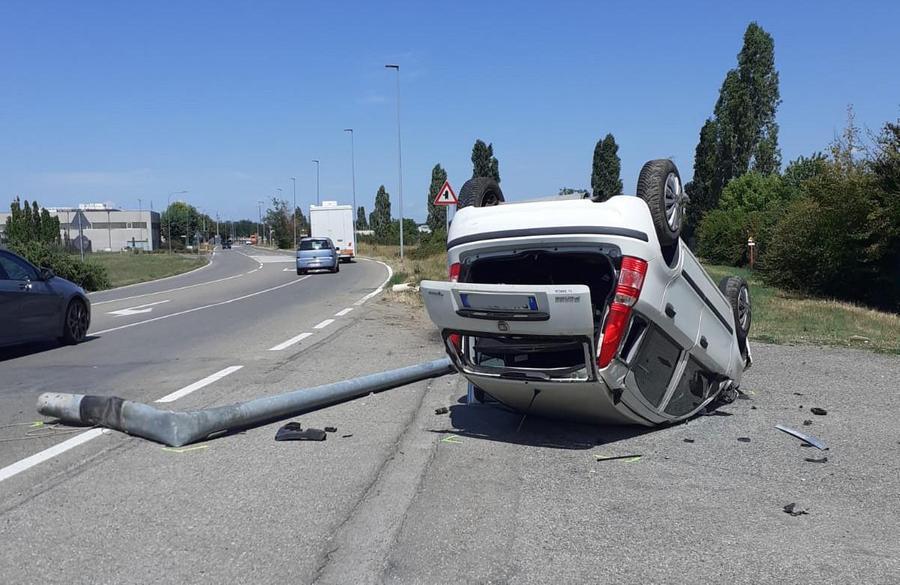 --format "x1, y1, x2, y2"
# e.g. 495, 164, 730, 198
290, 176, 297, 247
344, 129, 357, 231
385, 64, 404, 259
138, 198, 144, 250
257, 200, 264, 245
312, 160, 320, 205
